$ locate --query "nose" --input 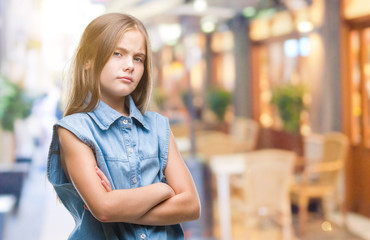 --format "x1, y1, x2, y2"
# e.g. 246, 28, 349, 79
123, 57, 134, 72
